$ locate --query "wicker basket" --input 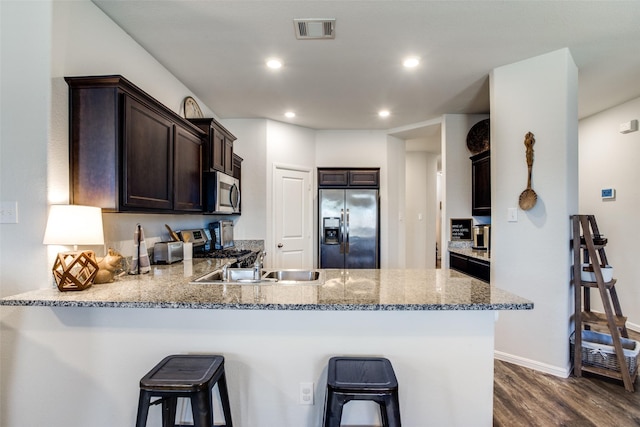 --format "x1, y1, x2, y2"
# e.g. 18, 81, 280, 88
570, 330, 639, 376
